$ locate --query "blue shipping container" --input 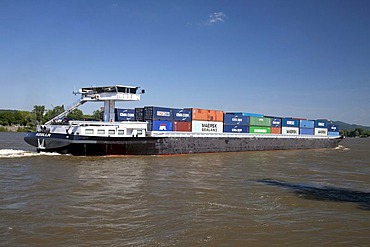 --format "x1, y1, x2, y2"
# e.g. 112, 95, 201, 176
328, 131, 340, 136
282, 118, 299, 127
147, 120, 173, 131
299, 128, 314, 135
224, 113, 249, 125
172, 109, 192, 122
145, 106, 172, 121
116, 108, 135, 121
327, 124, 339, 132
223, 125, 249, 133
135, 108, 145, 121
271, 118, 282, 127
315, 120, 328, 128
300, 120, 315, 129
